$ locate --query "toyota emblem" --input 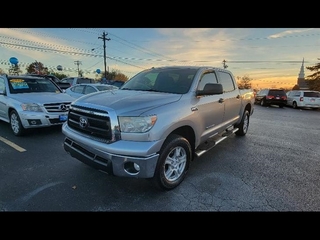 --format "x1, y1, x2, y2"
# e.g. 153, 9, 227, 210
79, 116, 88, 128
